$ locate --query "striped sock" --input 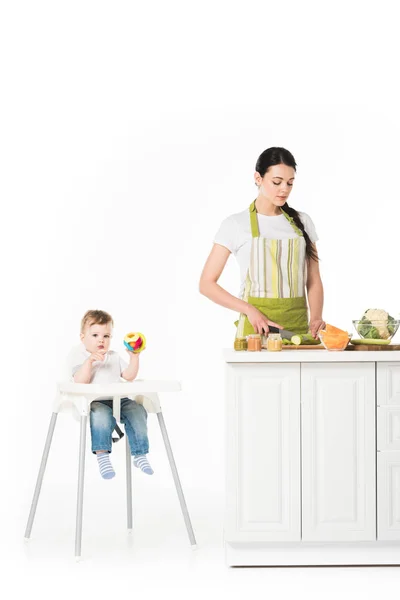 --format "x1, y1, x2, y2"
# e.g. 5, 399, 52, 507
96, 453, 115, 479
133, 454, 154, 475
